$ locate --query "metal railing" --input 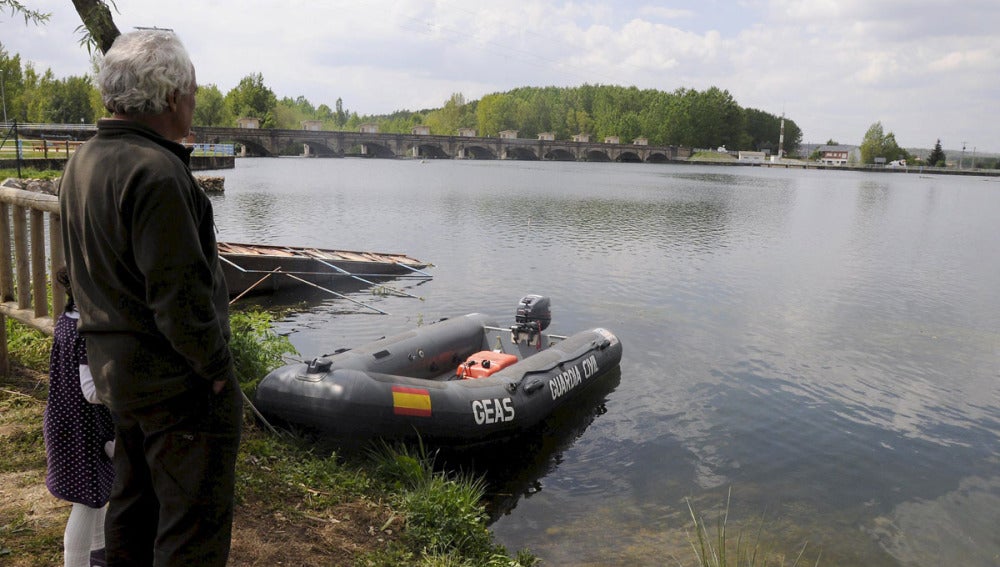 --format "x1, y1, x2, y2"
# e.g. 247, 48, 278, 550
186, 143, 235, 156
0, 122, 96, 131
